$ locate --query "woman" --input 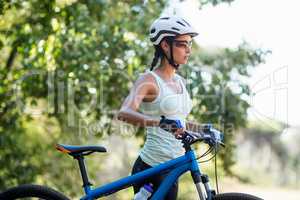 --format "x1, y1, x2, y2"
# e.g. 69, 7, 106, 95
117, 16, 201, 199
